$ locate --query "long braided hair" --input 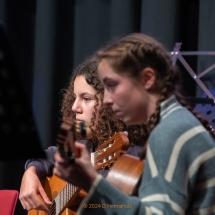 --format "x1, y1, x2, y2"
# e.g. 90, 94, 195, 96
95, 33, 215, 158
60, 55, 147, 148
